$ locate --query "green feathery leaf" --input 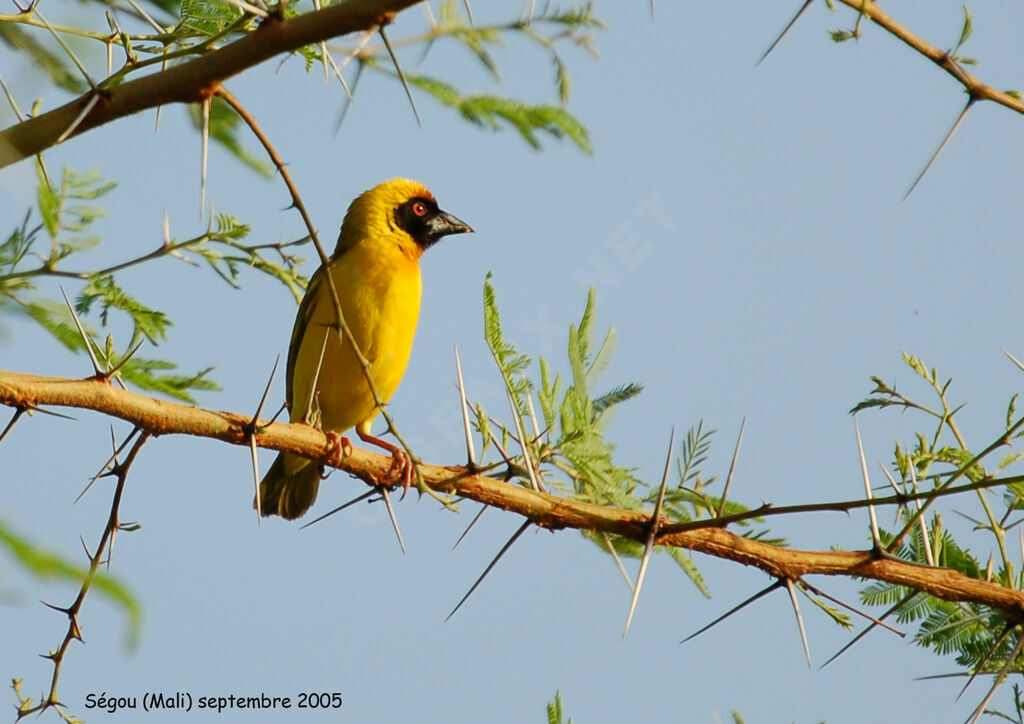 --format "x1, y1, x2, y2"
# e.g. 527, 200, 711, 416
408, 75, 591, 153
0, 24, 87, 94
77, 274, 172, 345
